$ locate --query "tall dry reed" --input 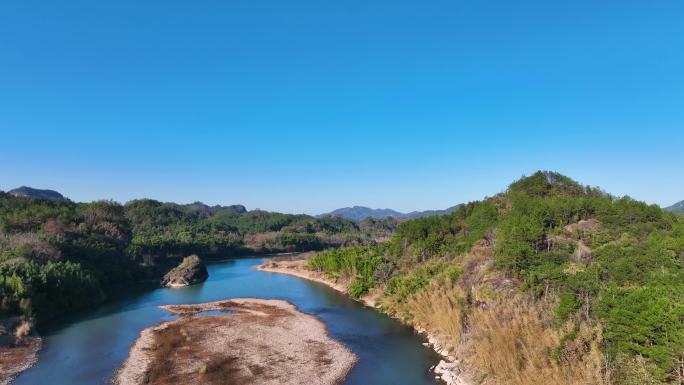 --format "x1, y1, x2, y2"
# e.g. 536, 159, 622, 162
405, 286, 466, 346
466, 296, 607, 385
